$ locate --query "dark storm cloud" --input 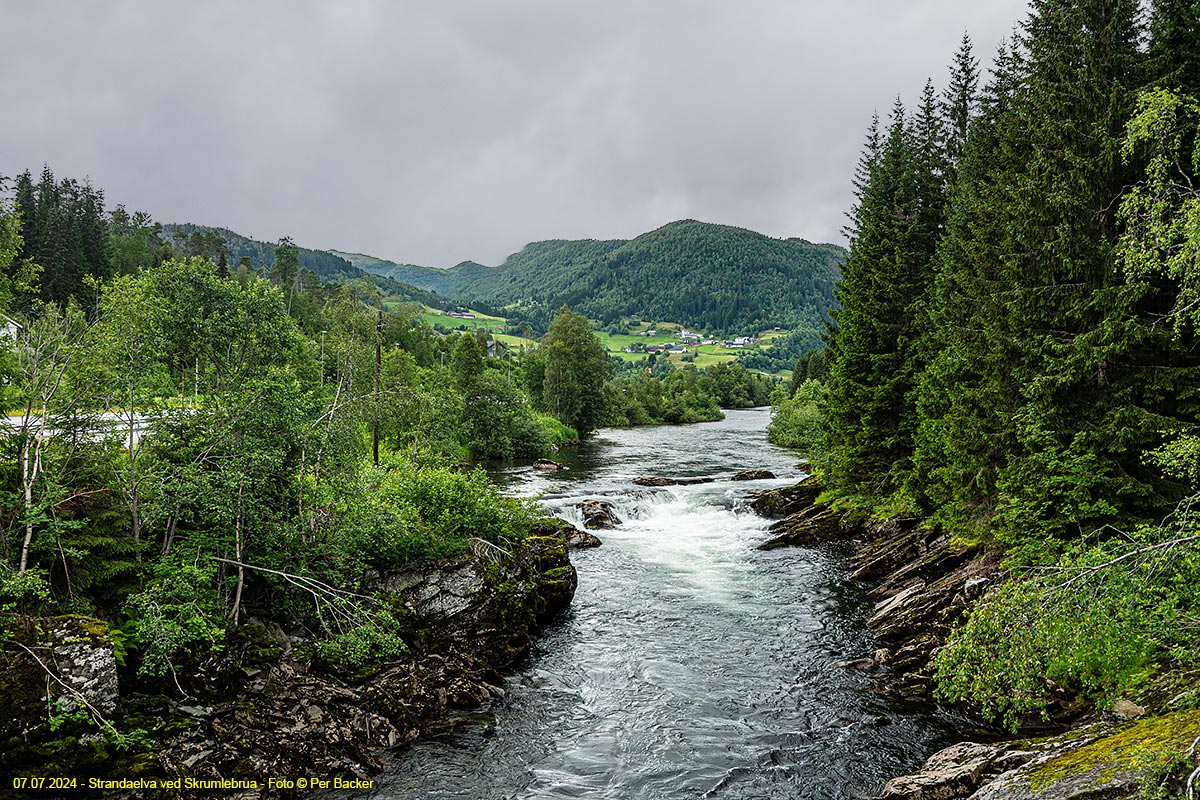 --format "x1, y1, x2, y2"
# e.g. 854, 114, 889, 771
0, 0, 1031, 266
